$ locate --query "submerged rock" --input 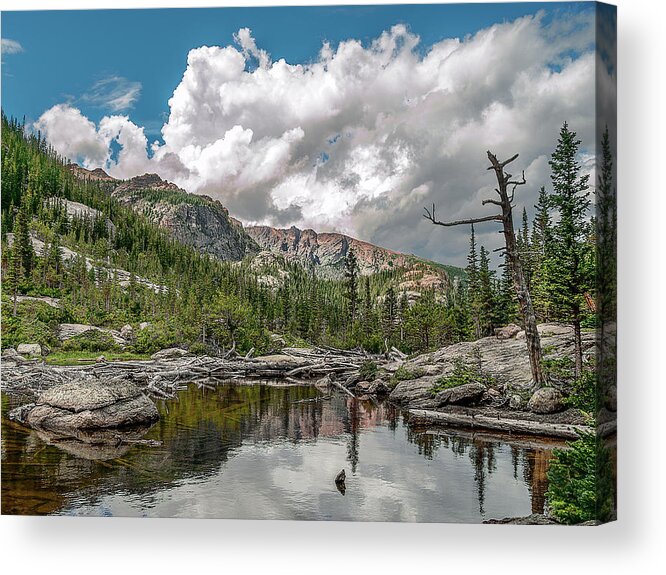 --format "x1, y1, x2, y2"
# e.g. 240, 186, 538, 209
17, 380, 158, 432
484, 514, 558, 525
